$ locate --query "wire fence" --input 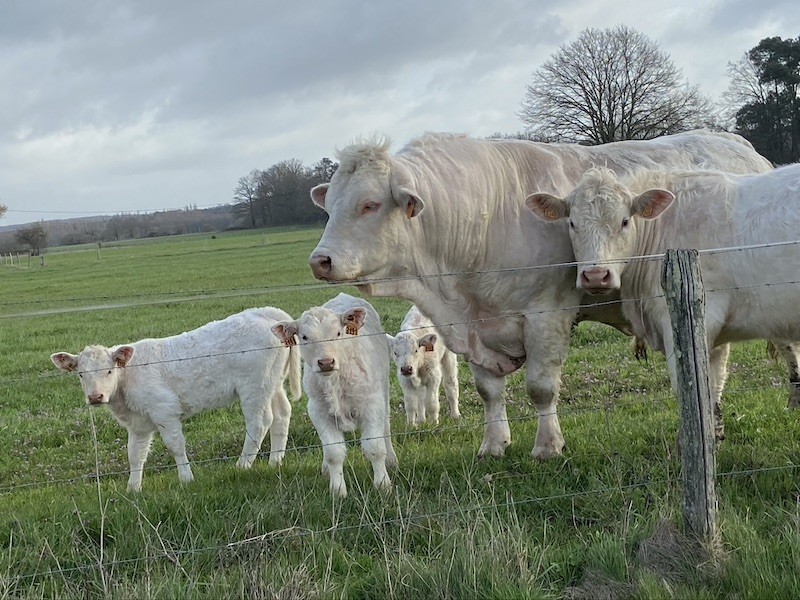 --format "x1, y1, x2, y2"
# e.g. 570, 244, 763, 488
2, 238, 799, 590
